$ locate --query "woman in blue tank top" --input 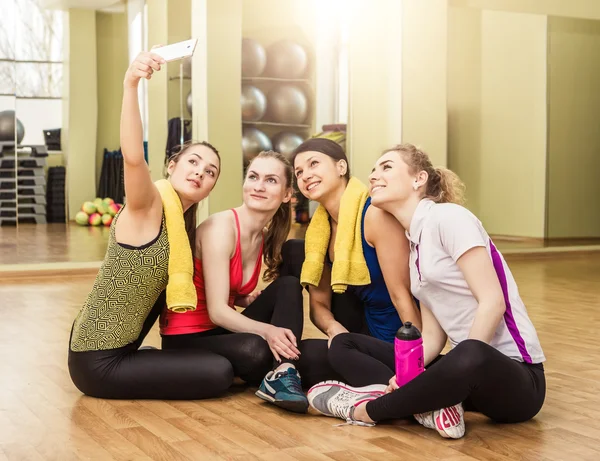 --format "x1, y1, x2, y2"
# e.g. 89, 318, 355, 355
284, 138, 421, 388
